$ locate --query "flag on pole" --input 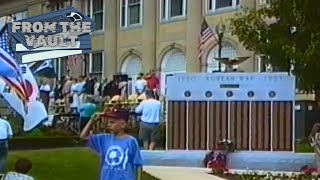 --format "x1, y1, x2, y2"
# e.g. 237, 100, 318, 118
33, 59, 56, 78
66, 54, 84, 77
20, 64, 39, 102
35, 60, 54, 72
0, 16, 47, 131
67, 54, 84, 70
0, 24, 28, 101
198, 18, 218, 60
0, 48, 21, 77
